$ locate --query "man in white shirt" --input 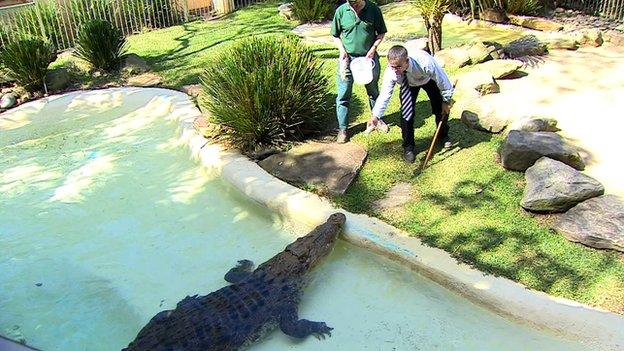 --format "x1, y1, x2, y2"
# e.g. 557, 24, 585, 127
370, 45, 454, 163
